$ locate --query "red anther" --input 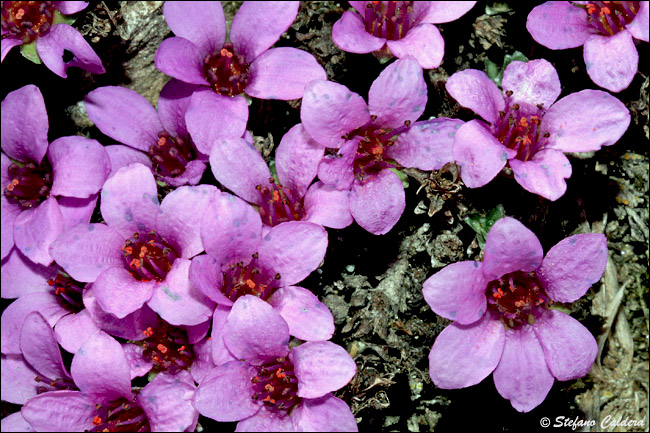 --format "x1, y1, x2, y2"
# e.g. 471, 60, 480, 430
130, 258, 141, 269
601, 6, 611, 14
587, 3, 596, 14
47, 279, 55, 286
92, 416, 102, 426
139, 246, 148, 258
505, 90, 513, 97
265, 384, 275, 392
252, 376, 260, 383
157, 137, 166, 146
274, 273, 281, 280
15, 8, 25, 19
263, 396, 276, 404
272, 190, 280, 202
519, 117, 528, 127
178, 345, 186, 352
143, 327, 154, 337
157, 343, 168, 354
530, 116, 540, 124
404, 119, 411, 126
246, 279, 256, 289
